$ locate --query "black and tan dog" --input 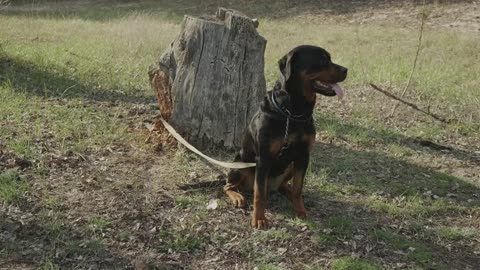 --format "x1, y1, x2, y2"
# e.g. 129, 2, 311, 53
224, 45, 348, 229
